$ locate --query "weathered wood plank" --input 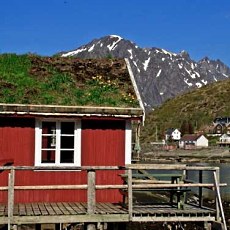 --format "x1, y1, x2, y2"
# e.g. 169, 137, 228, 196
0, 205, 6, 216
0, 202, 217, 225
8, 169, 15, 230
9, 213, 129, 224
128, 168, 133, 220
18, 204, 26, 216
25, 204, 34, 216
38, 203, 48, 215
49, 203, 63, 215
31, 203, 41, 216
104, 203, 127, 214
98, 203, 117, 214
95, 203, 107, 214
14, 185, 88, 190
132, 183, 227, 189
87, 170, 96, 214
43, 203, 56, 216
0, 164, 220, 171
69, 202, 86, 214
13, 204, 19, 216
79, 202, 88, 211
56, 203, 70, 215
213, 171, 227, 230
61, 203, 76, 215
